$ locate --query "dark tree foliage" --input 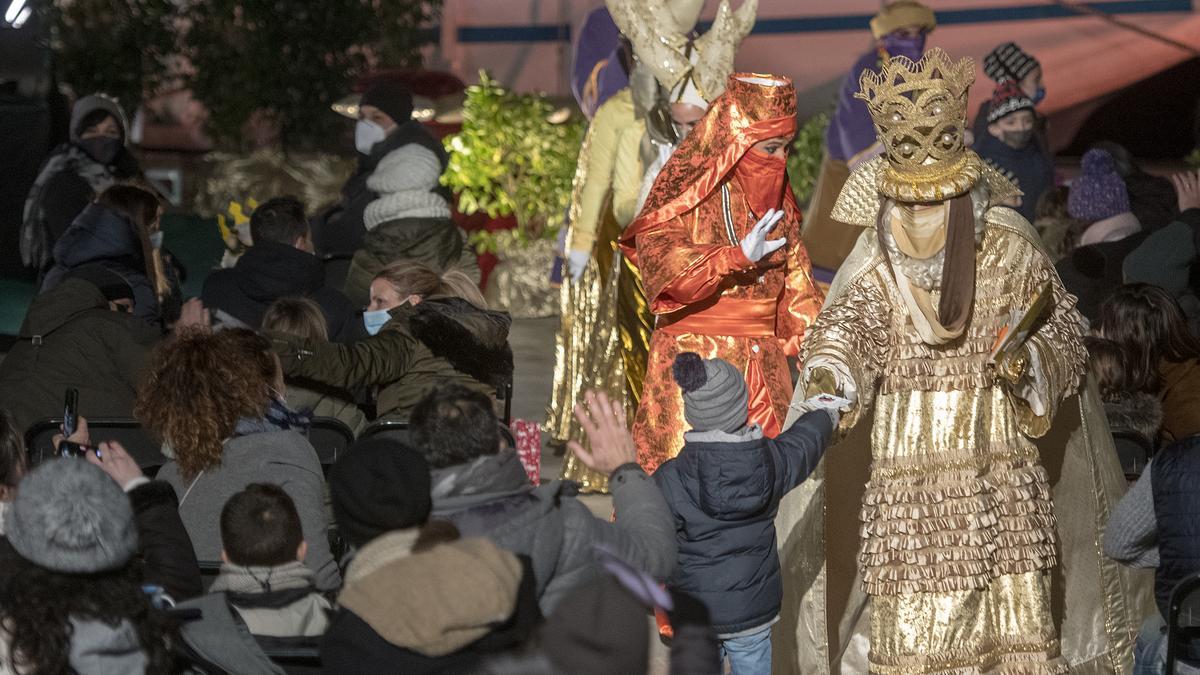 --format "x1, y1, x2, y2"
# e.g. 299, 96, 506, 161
48, 0, 177, 118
